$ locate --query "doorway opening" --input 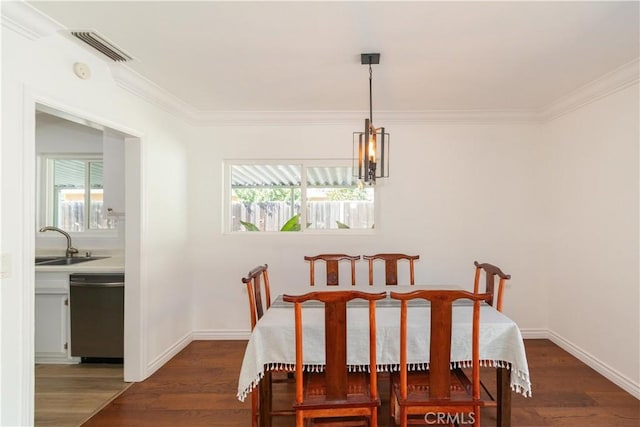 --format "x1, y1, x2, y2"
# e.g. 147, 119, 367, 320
29, 101, 144, 425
